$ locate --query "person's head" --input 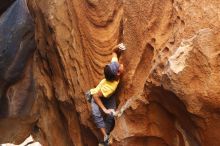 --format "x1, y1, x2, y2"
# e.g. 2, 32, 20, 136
104, 62, 124, 81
